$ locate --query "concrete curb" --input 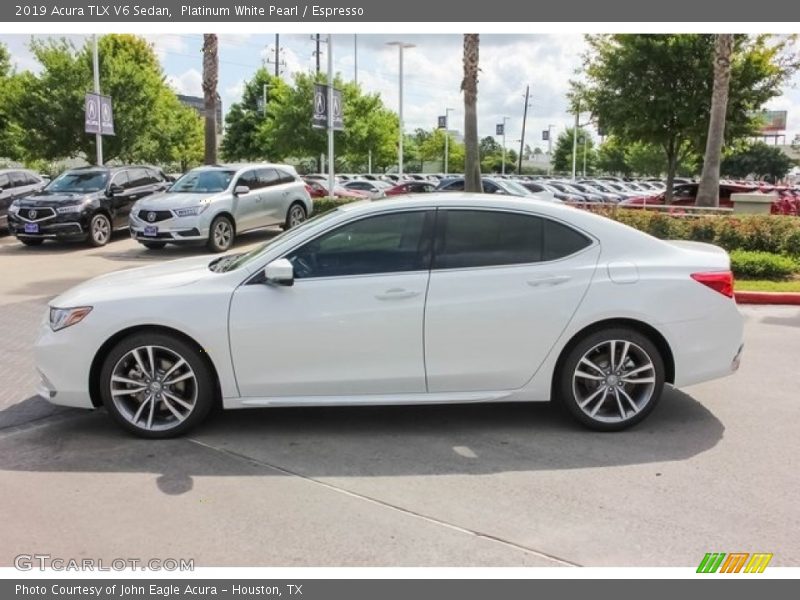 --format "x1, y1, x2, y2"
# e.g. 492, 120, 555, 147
735, 291, 800, 305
